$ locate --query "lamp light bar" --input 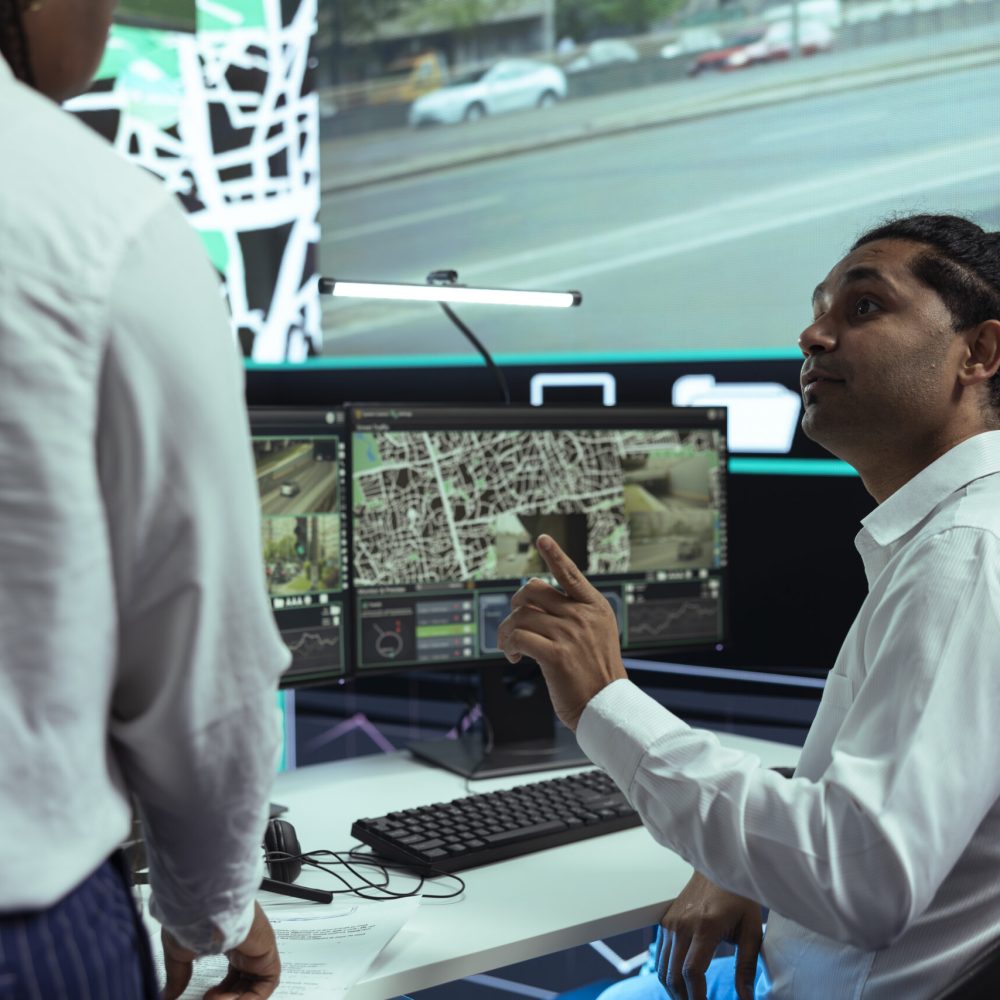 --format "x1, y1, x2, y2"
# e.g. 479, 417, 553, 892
319, 278, 581, 309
